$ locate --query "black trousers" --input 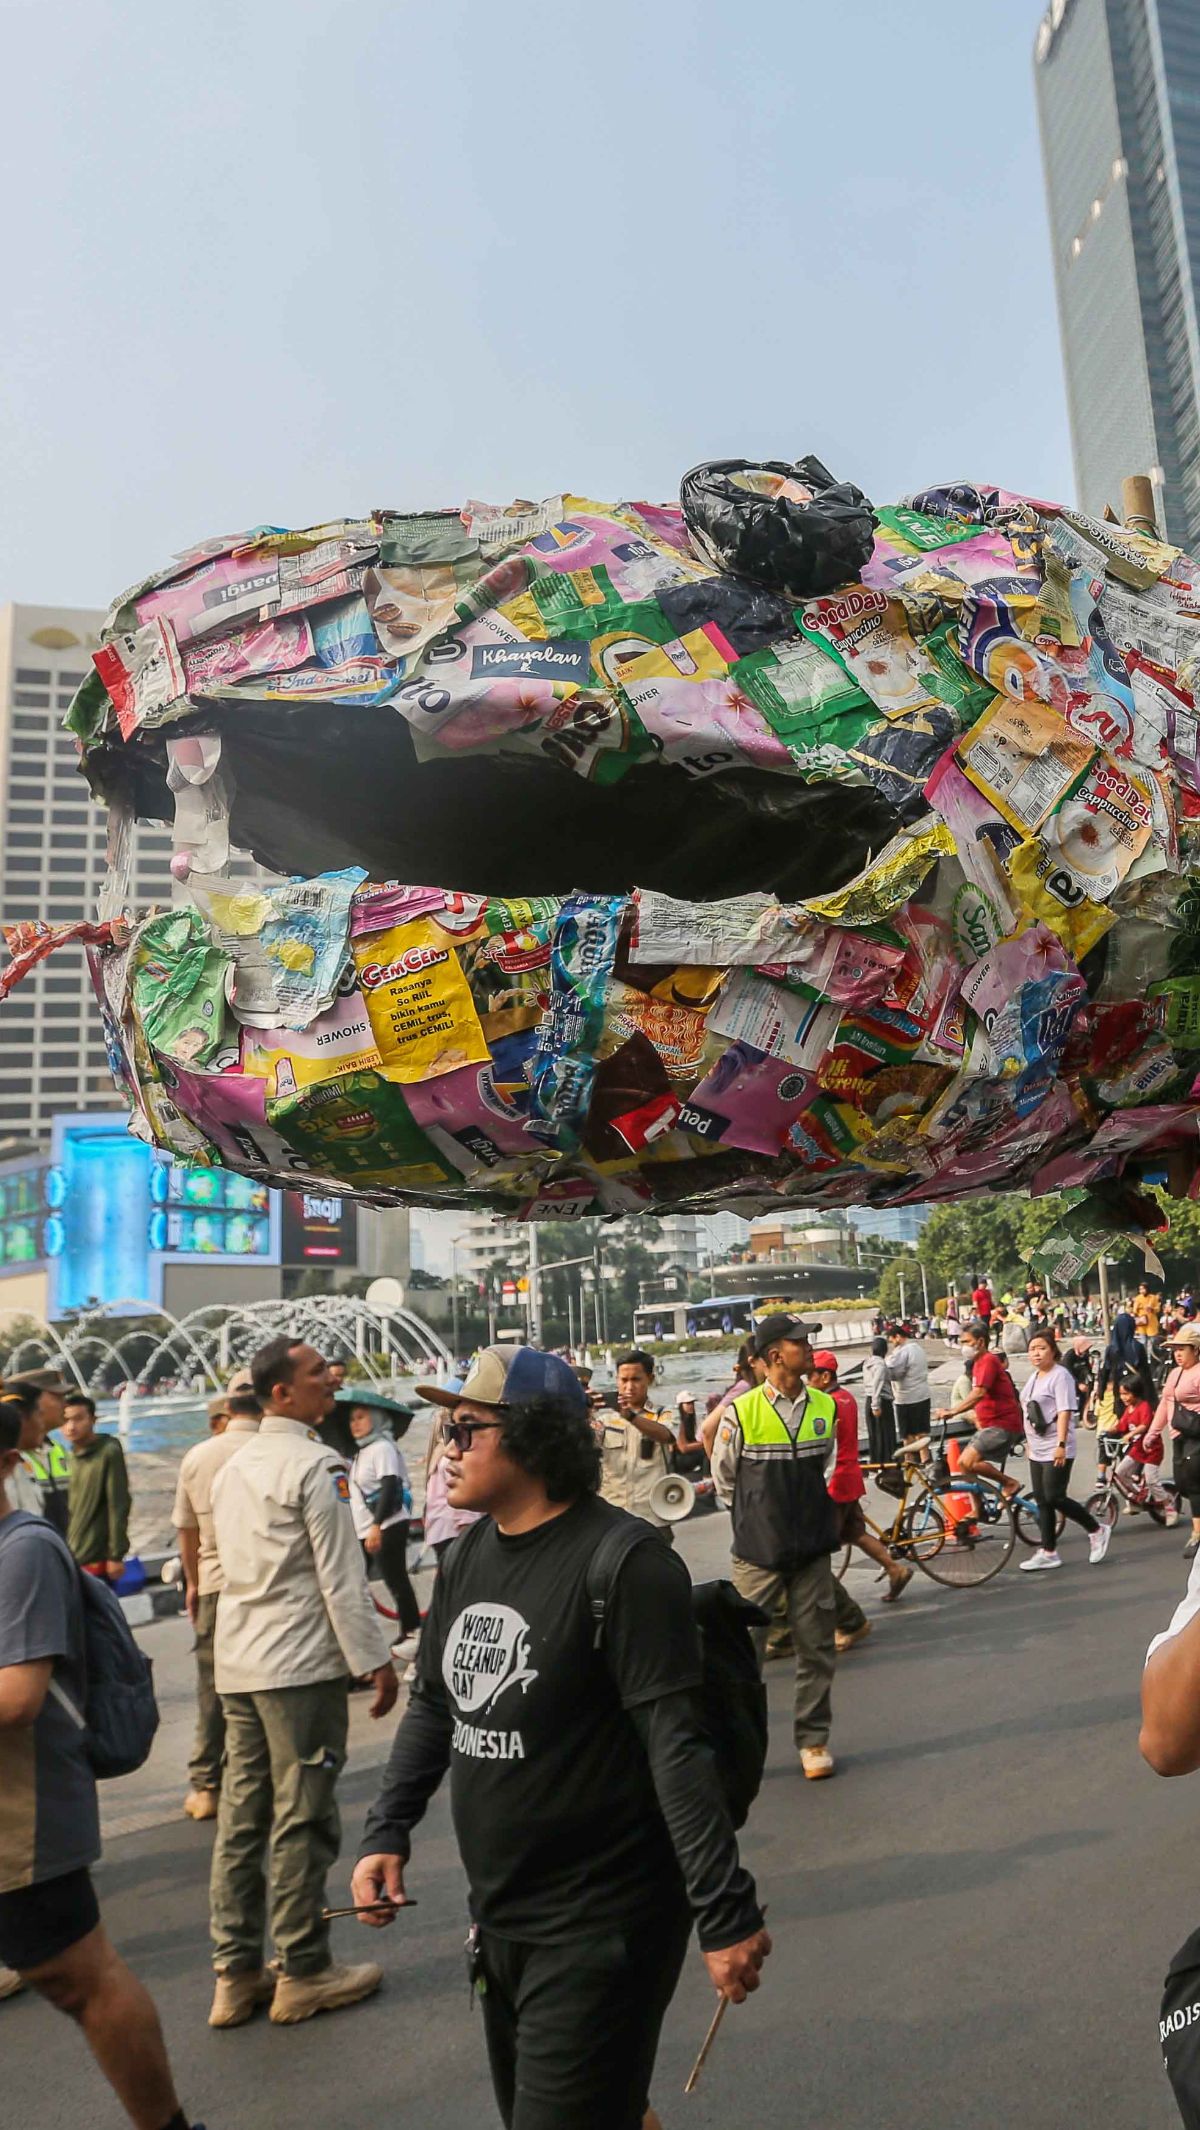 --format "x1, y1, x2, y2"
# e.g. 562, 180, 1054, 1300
1029, 1457, 1098, 1550
366, 1524, 421, 1635
478, 1899, 692, 2130
866, 1396, 896, 1465
1175, 1440, 1200, 1519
